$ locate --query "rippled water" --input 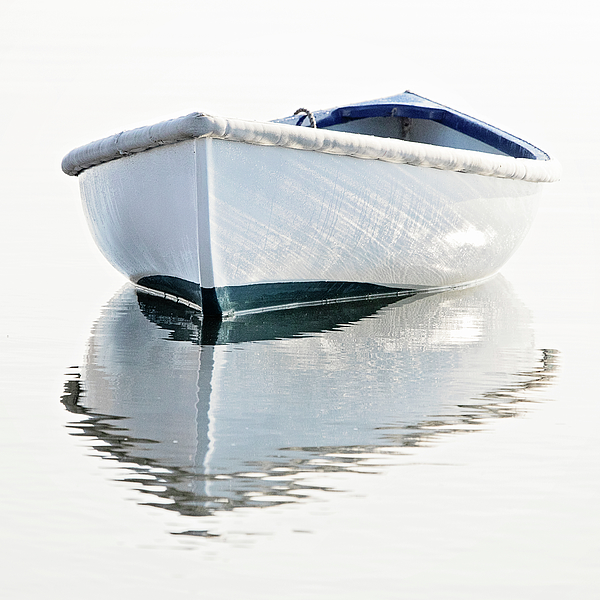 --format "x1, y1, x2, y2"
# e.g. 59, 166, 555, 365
1, 1, 599, 598
60, 278, 558, 523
